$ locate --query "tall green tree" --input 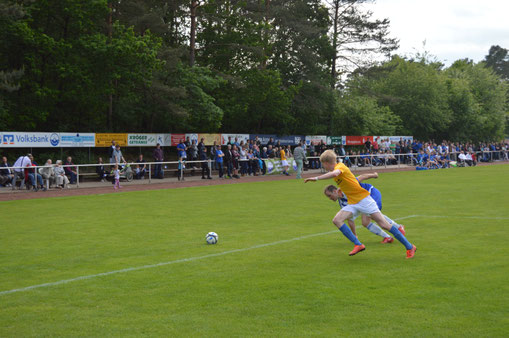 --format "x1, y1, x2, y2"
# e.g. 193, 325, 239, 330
484, 45, 509, 81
